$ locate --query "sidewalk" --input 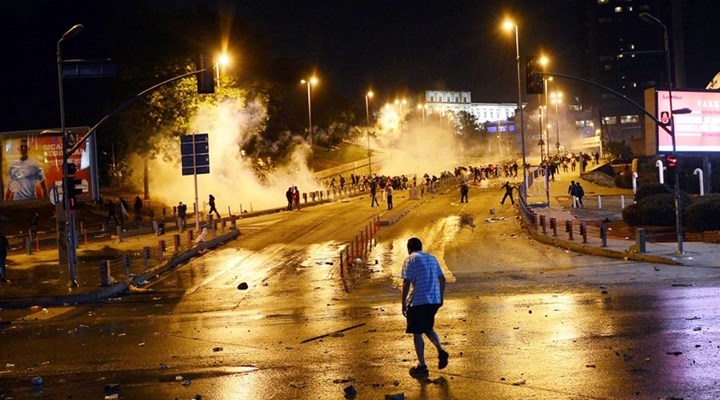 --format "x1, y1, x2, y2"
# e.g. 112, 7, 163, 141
521, 164, 720, 268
